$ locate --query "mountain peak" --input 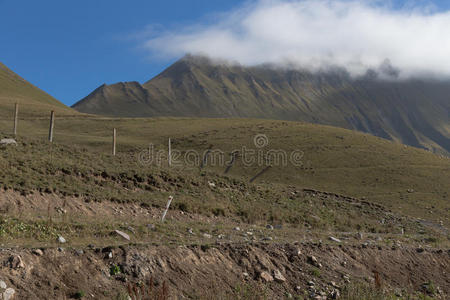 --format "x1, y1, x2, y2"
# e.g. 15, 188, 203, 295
72, 57, 450, 155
